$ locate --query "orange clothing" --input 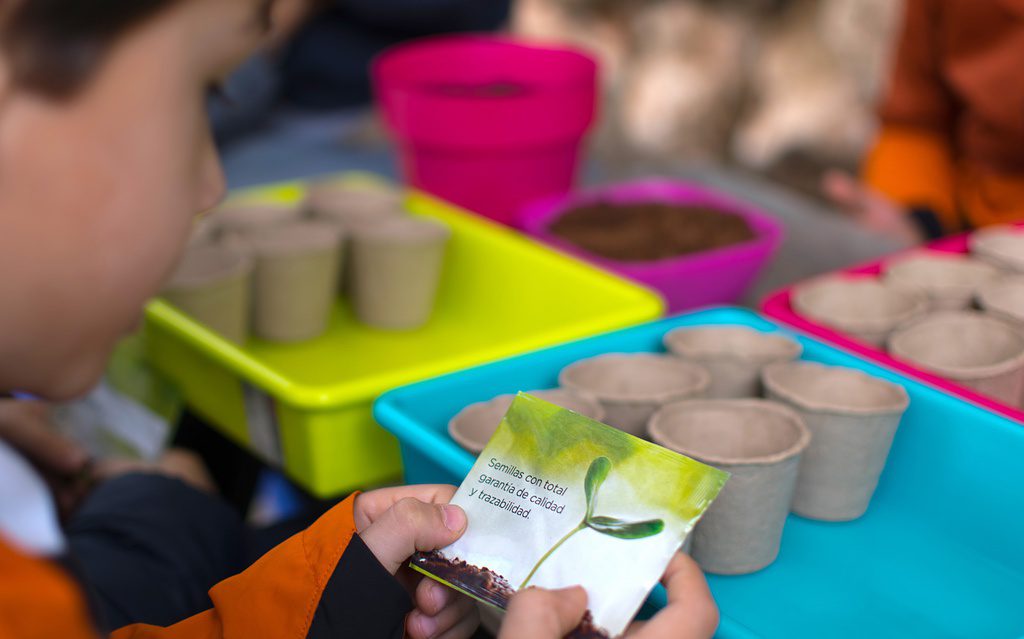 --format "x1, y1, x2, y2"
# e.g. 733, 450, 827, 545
865, 0, 1024, 231
0, 495, 402, 639
0, 540, 95, 639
